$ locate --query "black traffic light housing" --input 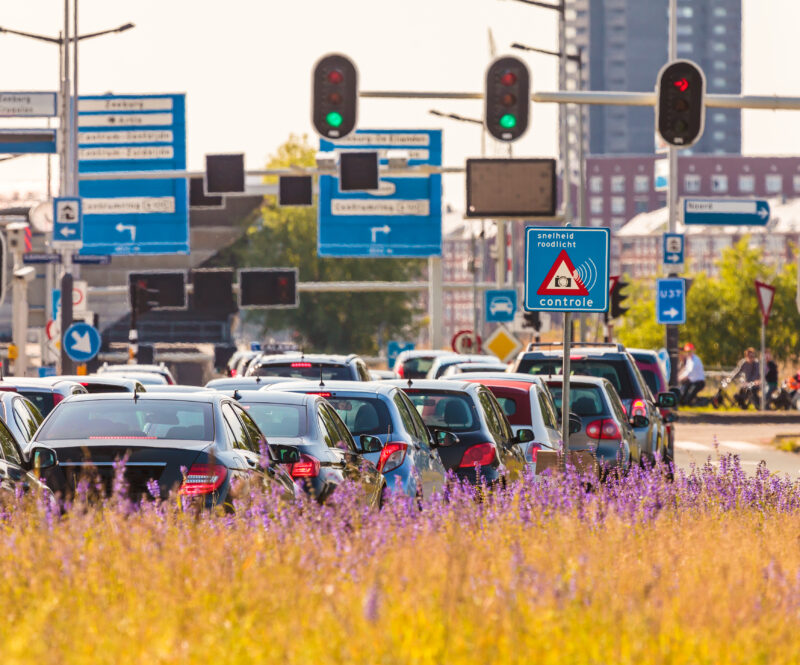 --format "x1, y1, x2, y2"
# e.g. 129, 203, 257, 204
523, 311, 541, 331
485, 56, 530, 142
238, 268, 298, 309
128, 271, 187, 314
609, 278, 630, 320
312, 53, 358, 139
656, 60, 706, 148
